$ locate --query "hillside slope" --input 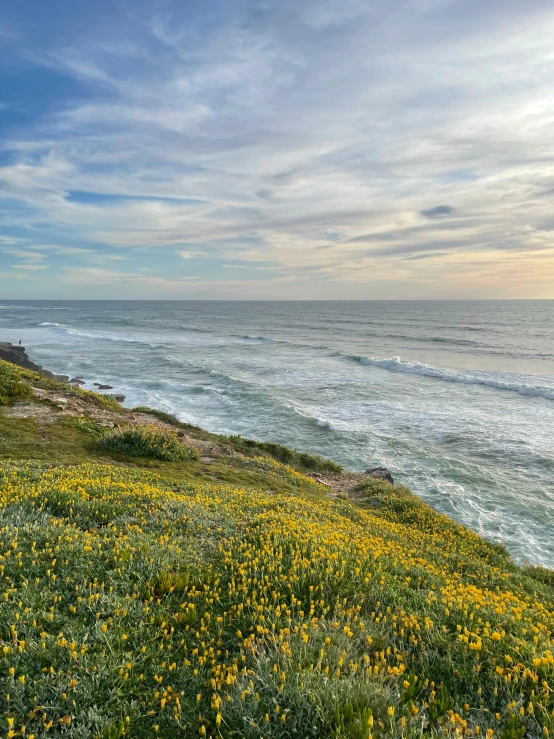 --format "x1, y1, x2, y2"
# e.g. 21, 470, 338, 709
0, 358, 553, 739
